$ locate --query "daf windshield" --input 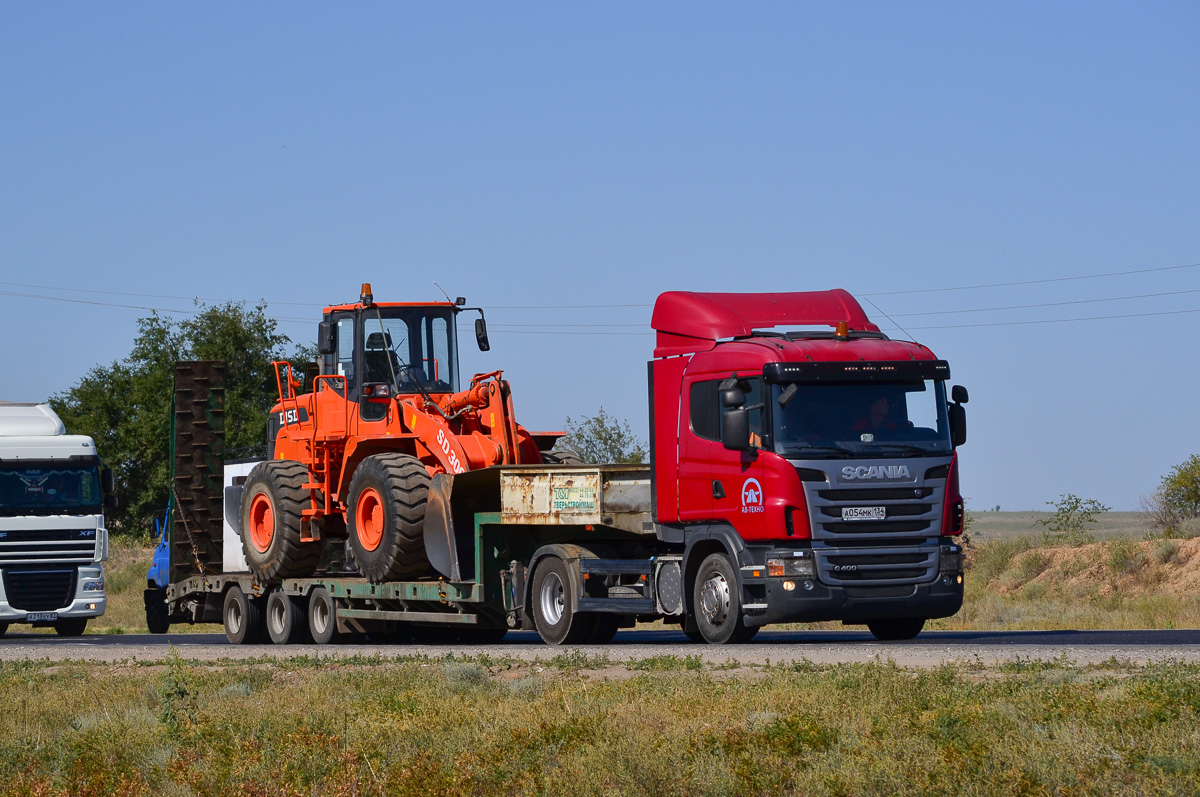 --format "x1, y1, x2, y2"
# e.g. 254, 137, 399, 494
772, 380, 952, 458
0, 462, 103, 516
363, 308, 460, 394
